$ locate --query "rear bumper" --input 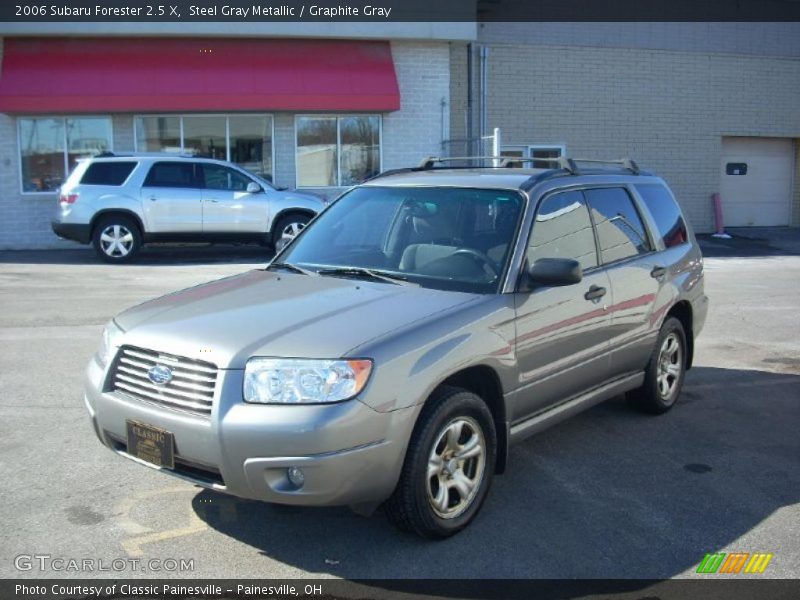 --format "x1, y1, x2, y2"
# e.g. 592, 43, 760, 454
84, 356, 417, 507
52, 221, 91, 244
